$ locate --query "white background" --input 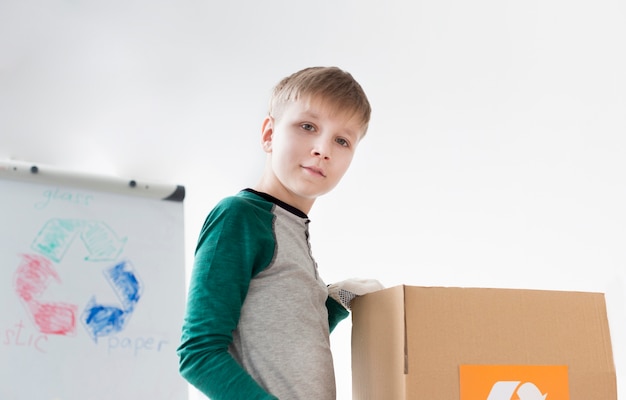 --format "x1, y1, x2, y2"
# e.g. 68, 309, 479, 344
1, 0, 625, 398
